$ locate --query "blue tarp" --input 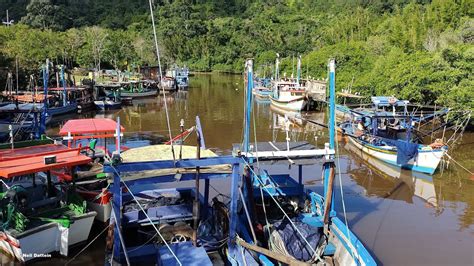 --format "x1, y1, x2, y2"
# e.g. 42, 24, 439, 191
272, 219, 321, 262
384, 139, 419, 165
